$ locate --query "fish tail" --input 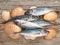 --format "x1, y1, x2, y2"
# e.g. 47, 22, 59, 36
51, 22, 60, 26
